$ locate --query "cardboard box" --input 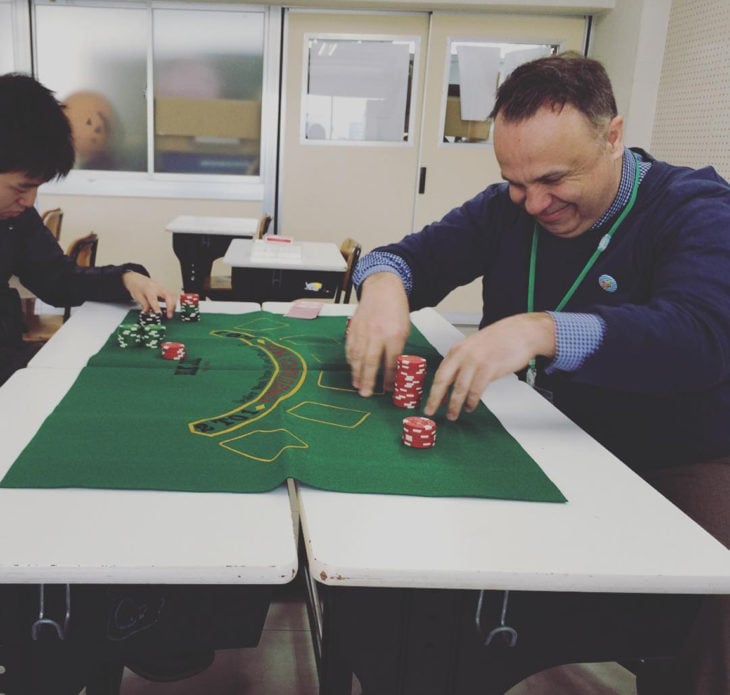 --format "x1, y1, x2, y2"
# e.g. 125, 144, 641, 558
444, 96, 491, 141
155, 96, 261, 140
